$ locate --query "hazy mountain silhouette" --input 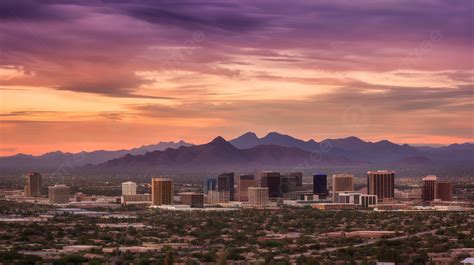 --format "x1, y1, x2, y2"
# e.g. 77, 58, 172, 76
98, 136, 353, 169
231, 131, 320, 150
230, 132, 472, 163
0, 141, 193, 169
1, 132, 472, 170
